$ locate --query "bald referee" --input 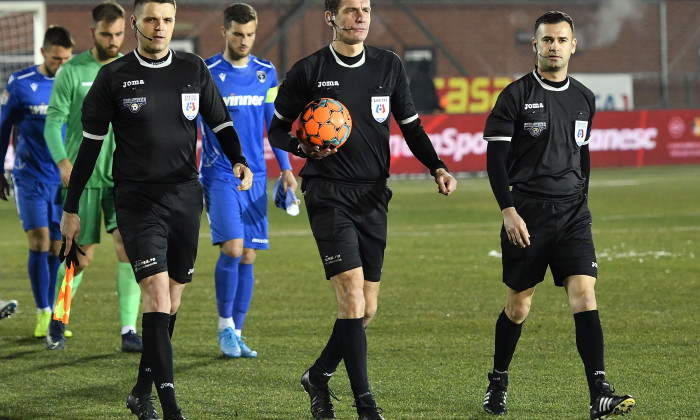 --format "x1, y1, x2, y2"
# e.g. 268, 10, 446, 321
481, 11, 634, 420
59, 1, 252, 419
